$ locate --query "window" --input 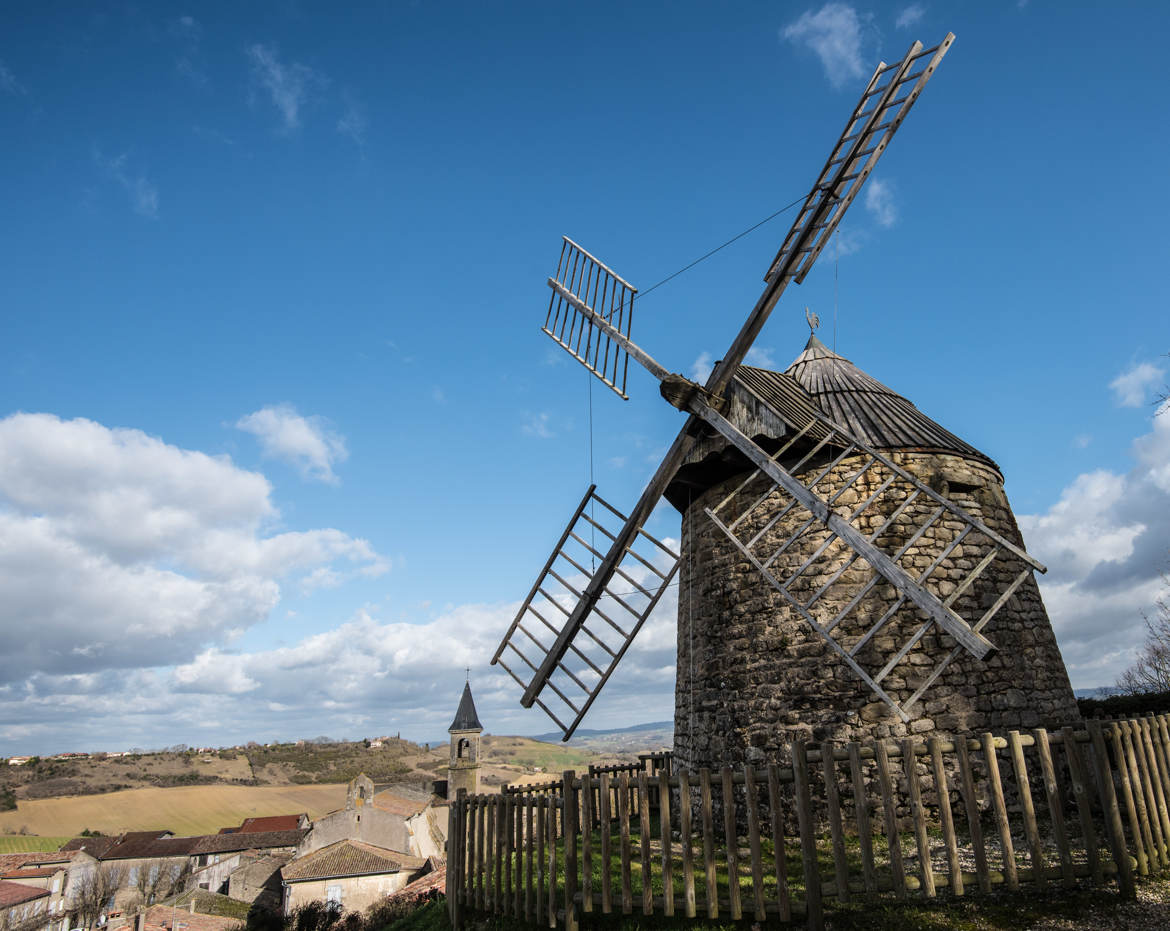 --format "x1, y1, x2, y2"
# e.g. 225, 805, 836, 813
326, 885, 342, 904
